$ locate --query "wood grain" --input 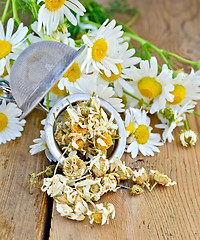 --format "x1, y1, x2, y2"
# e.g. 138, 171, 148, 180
0, 110, 49, 240
49, 0, 200, 240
